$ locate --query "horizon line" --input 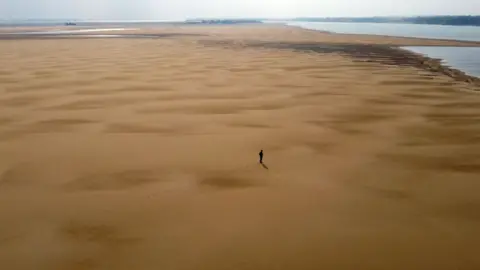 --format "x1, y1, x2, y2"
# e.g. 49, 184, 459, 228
1, 14, 479, 21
